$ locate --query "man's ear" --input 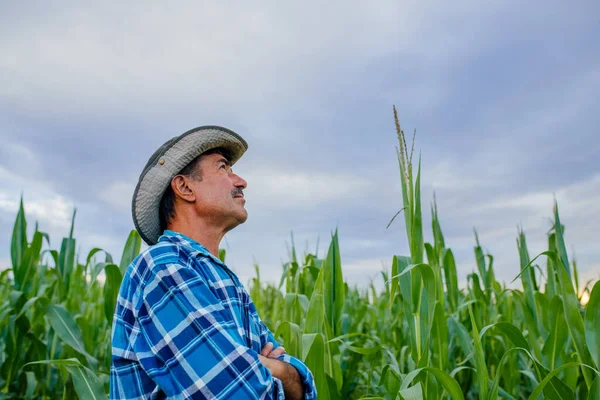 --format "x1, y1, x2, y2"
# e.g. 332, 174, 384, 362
171, 175, 196, 203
